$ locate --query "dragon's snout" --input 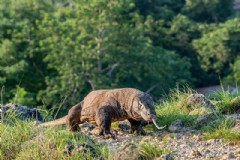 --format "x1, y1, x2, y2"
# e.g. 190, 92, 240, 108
150, 114, 157, 121
144, 114, 165, 130
143, 114, 157, 122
